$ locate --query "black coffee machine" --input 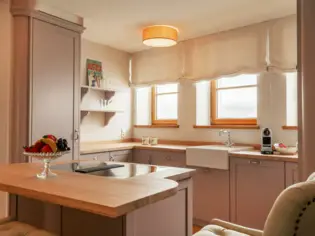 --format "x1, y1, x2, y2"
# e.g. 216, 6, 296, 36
261, 128, 273, 154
